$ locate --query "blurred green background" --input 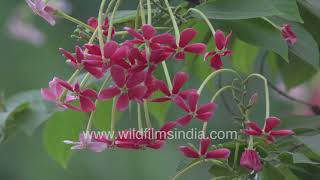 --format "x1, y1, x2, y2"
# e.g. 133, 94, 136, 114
0, 0, 306, 180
